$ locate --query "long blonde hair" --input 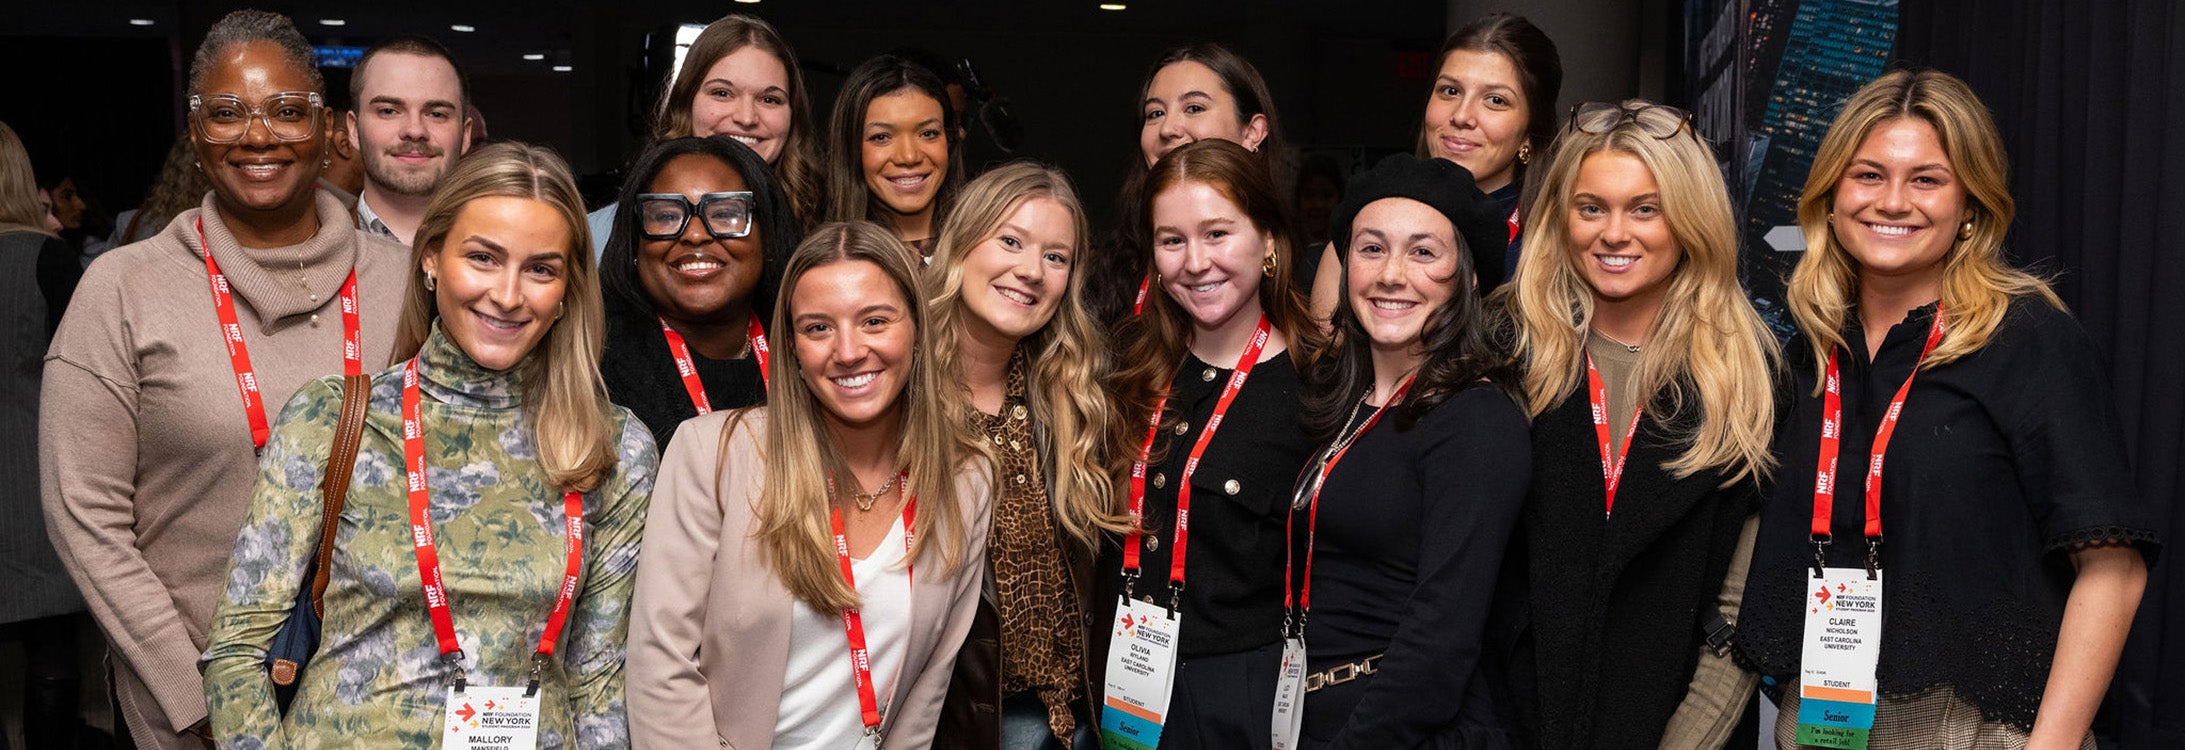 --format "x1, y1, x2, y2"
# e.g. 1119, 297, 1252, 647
751, 222, 979, 612
391, 142, 618, 492
0, 120, 50, 233
1502, 103, 1779, 484
926, 162, 1131, 547
1787, 69, 2060, 392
